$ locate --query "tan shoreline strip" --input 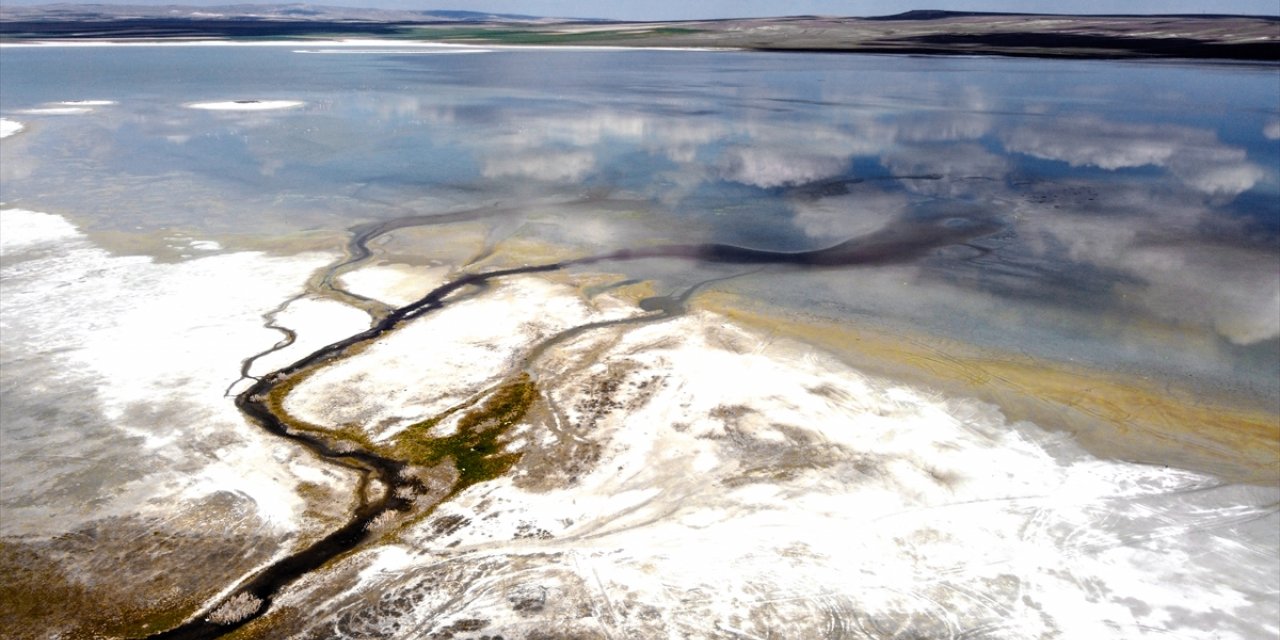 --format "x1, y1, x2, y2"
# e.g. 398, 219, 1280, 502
703, 292, 1279, 485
